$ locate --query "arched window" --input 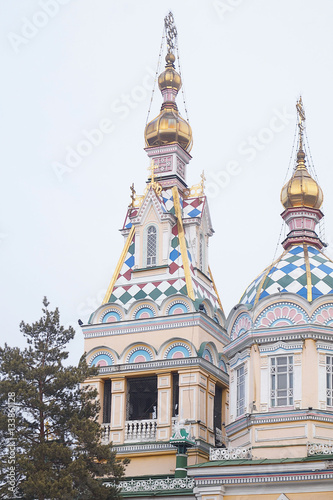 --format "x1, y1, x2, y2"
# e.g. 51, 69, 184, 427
199, 234, 204, 271
147, 225, 157, 266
